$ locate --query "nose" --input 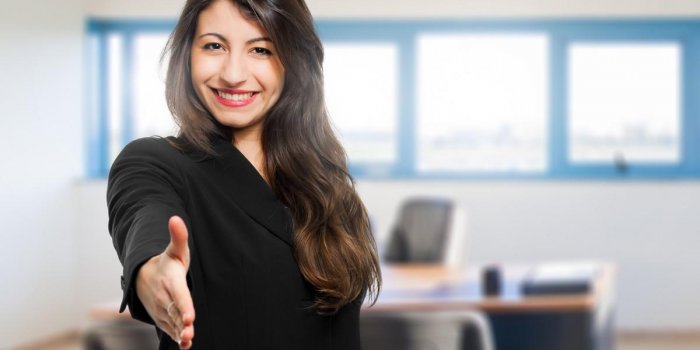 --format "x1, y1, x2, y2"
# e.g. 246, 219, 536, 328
220, 52, 249, 85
